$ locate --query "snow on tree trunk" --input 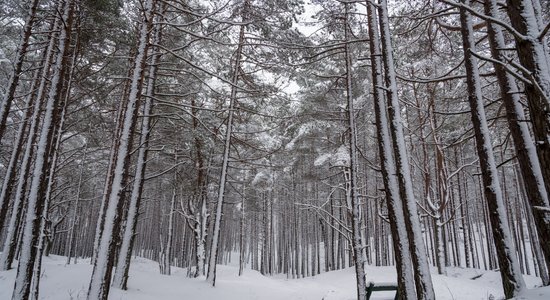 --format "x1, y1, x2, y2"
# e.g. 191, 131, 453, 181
0, 71, 37, 235
365, 1, 417, 299
458, 1, 526, 297
91, 73, 131, 265
0, 66, 46, 271
92, 60, 135, 265
195, 197, 208, 277
206, 0, 249, 286
0, 0, 39, 144
163, 190, 176, 275
239, 183, 246, 276
87, 1, 155, 299
31, 98, 68, 300
341, 3, 367, 299
485, 0, 550, 280
434, 218, 446, 275
188, 97, 209, 278
377, 1, 436, 299
111, 16, 160, 288
11, 1, 75, 298
506, 0, 550, 203
0, 6, 57, 243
